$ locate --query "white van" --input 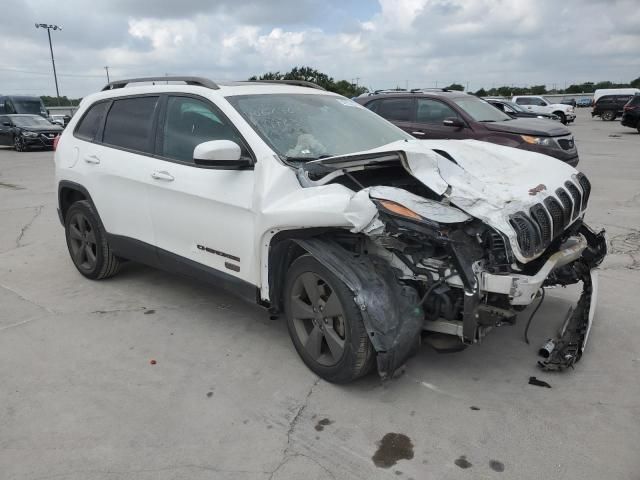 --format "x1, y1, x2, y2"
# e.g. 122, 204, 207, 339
593, 88, 640, 104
